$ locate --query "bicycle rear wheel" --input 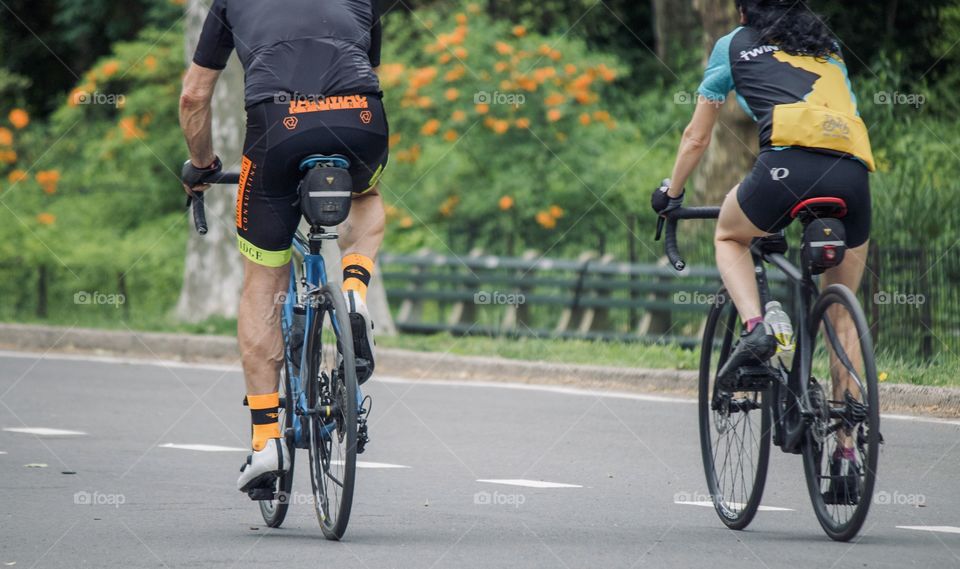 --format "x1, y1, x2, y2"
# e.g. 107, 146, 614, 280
802, 284, 880, 542
698, 290, 772, 530
258, 365, 295, 527
305, 284, 358, 541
